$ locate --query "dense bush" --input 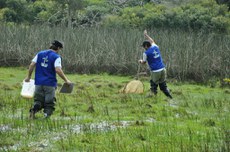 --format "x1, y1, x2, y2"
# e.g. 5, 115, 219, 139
0, 0, 229, 32
104, 0, 230, 32
169, 0, 230, 32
